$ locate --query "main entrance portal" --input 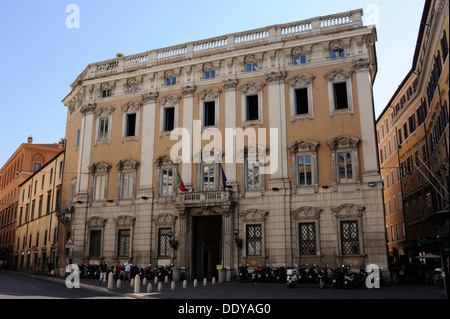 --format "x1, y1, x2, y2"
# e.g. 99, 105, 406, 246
192, 215, 222, 280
